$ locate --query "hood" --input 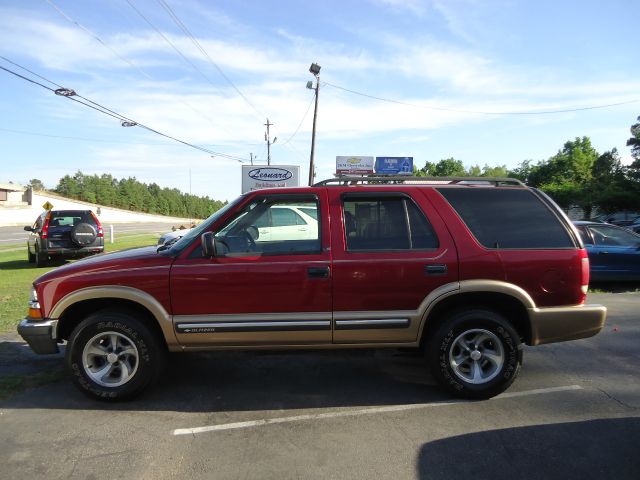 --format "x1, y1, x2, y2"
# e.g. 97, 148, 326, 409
34, 246, 173, 285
